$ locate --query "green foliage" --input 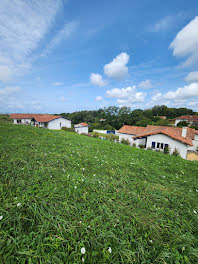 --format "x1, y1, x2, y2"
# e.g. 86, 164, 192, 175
0, 122, 198, 263
172, 148, 180, 157
60, 105, 195, 130
120, 138, 130, 145
139, 144, 145, 149
177, 121, 189, 127
61, 127, 75, 132
164, 145, 170, 154
0, 114, 11, 123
